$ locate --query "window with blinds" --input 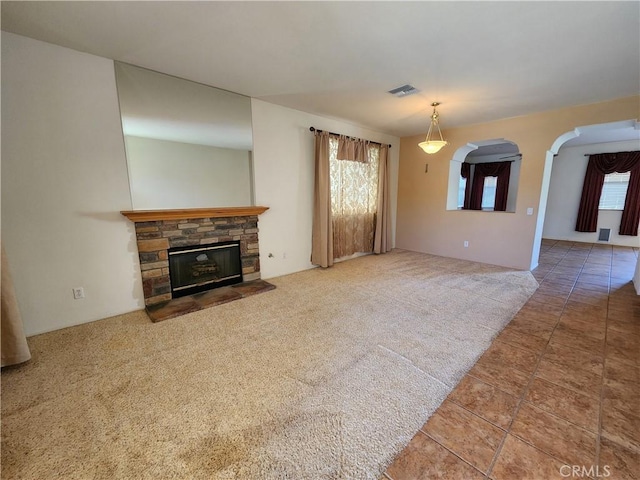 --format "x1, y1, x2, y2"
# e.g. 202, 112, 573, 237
599, 172, 630, 210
